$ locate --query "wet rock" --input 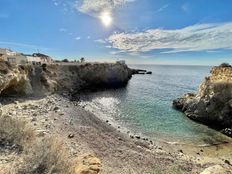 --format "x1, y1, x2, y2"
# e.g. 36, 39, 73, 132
221, 128, 232, 137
